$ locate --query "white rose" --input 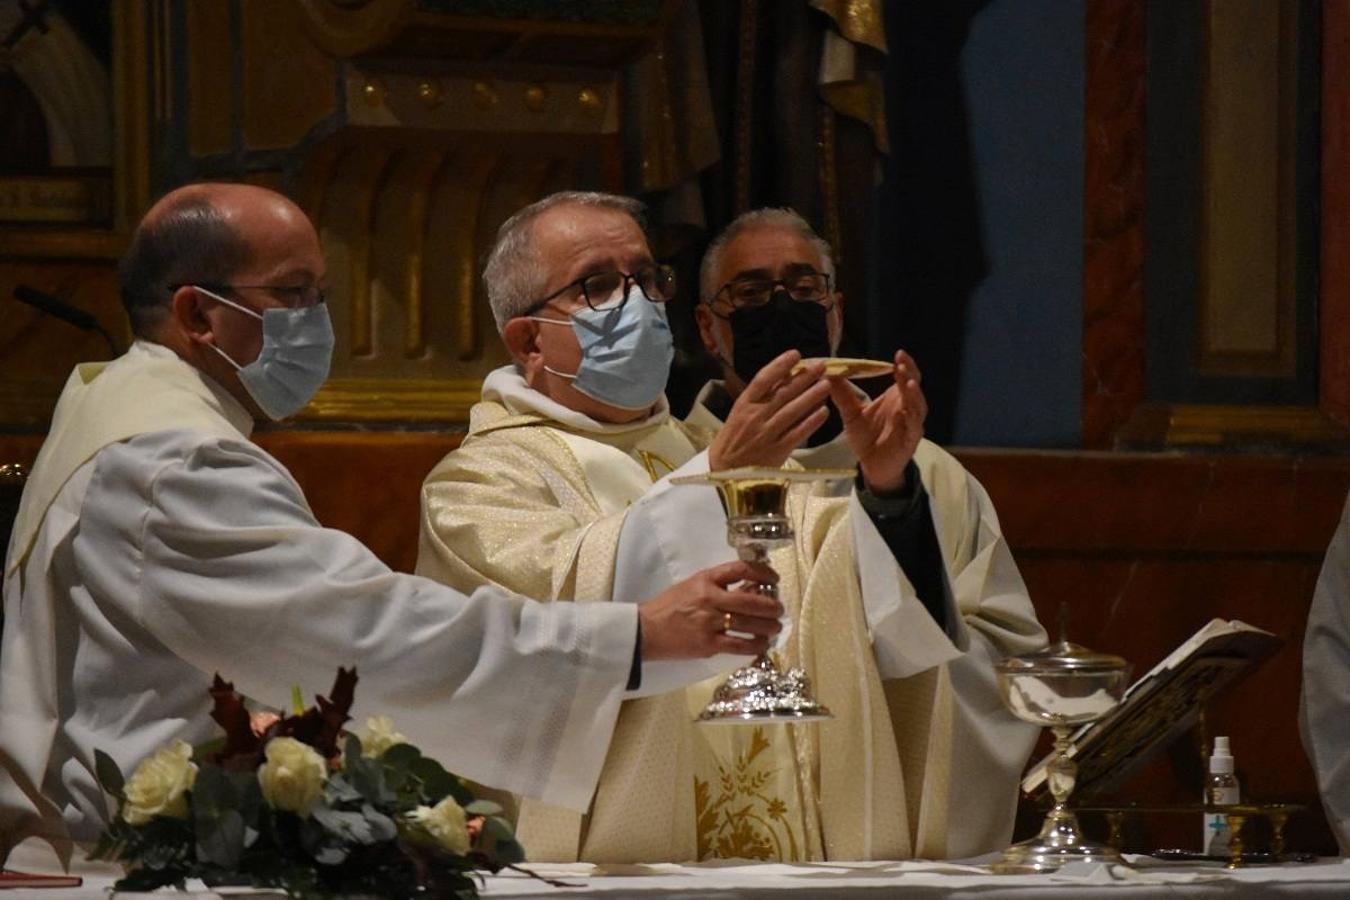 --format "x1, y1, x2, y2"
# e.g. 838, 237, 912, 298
406, 796, 471, 856
122, 740, 198, 826
257, 737, 328, 816
359, 715, 408, 758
